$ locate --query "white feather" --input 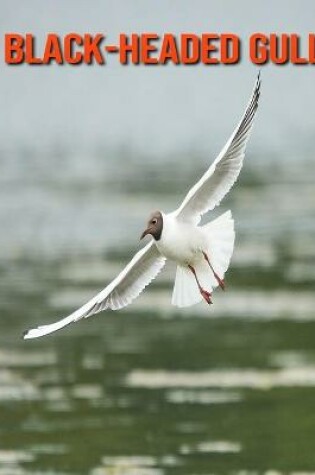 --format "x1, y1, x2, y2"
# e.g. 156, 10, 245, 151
201, 210, 235, 283
174, 73, 261, 224
24, 240, 165, 339
171, 211, 234, 308
172, 265, 203, 308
